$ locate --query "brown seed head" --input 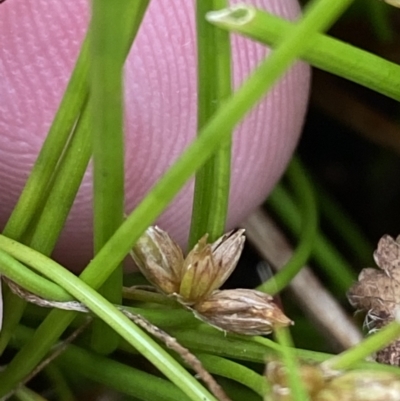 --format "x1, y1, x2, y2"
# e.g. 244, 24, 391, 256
130, 227, 246, 305
209, 229, 246, 289
179, 229, 245, 304
130, 226, 184, 294
179, 235, 216, 303
373, 235, 400, 278
194, 288, 293, 335
347, 234, 400, 355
